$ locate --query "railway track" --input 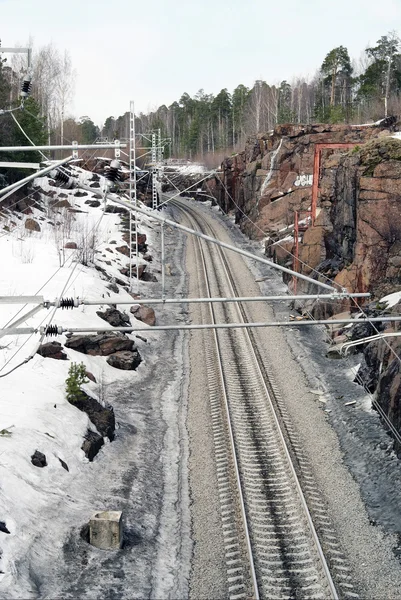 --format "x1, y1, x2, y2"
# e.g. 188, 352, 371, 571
170, 198, 358, 600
